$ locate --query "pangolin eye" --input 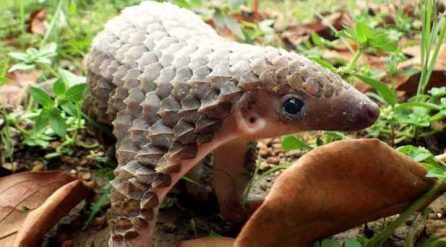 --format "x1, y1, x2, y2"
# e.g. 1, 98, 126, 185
282, 96, 304, 117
